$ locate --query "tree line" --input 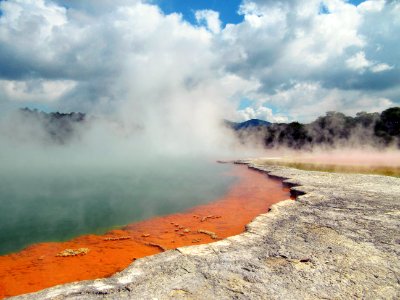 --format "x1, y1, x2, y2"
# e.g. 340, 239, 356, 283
231, 107, 400, 149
